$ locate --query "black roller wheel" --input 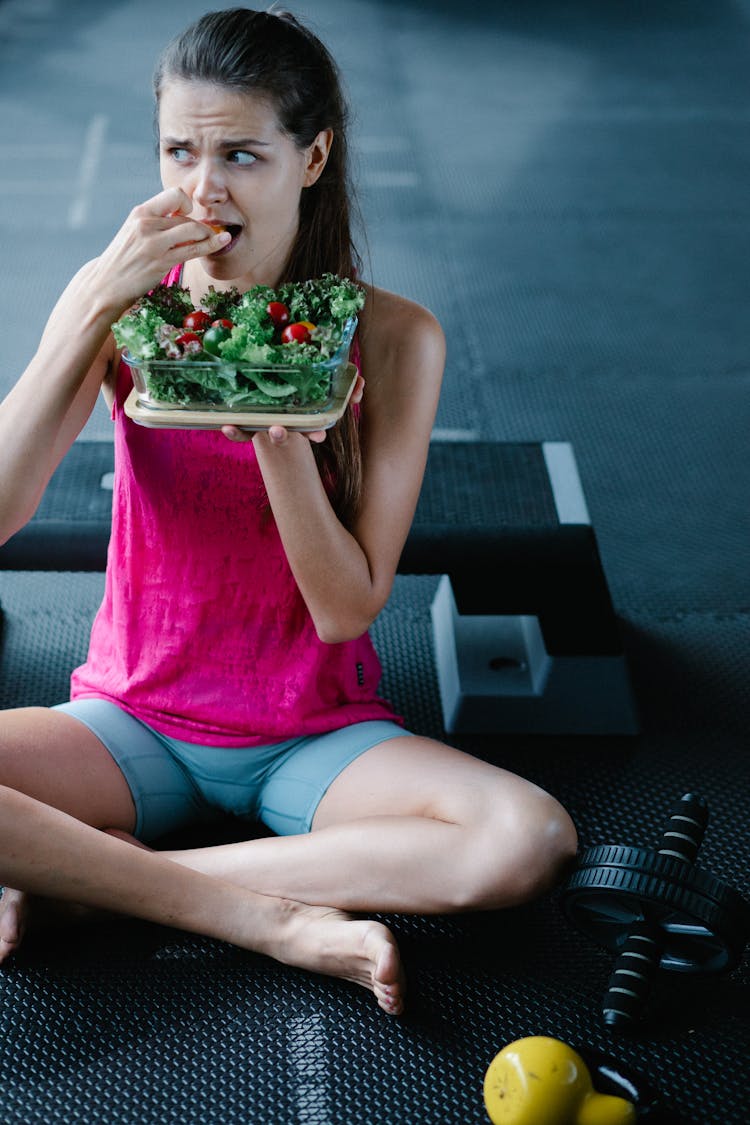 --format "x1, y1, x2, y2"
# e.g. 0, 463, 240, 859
562, 845, 750, 973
